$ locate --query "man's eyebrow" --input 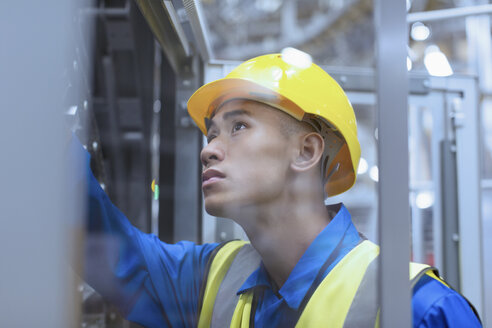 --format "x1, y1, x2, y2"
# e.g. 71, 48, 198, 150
206, 108, 251, 133
222, 109, 251, 121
